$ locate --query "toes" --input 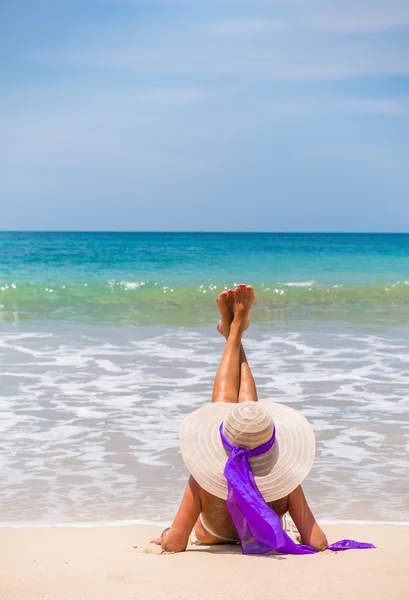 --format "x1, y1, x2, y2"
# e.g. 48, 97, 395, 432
234, 284, 254, 305
235, 284, 246, 299
217, 291, 228, 304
